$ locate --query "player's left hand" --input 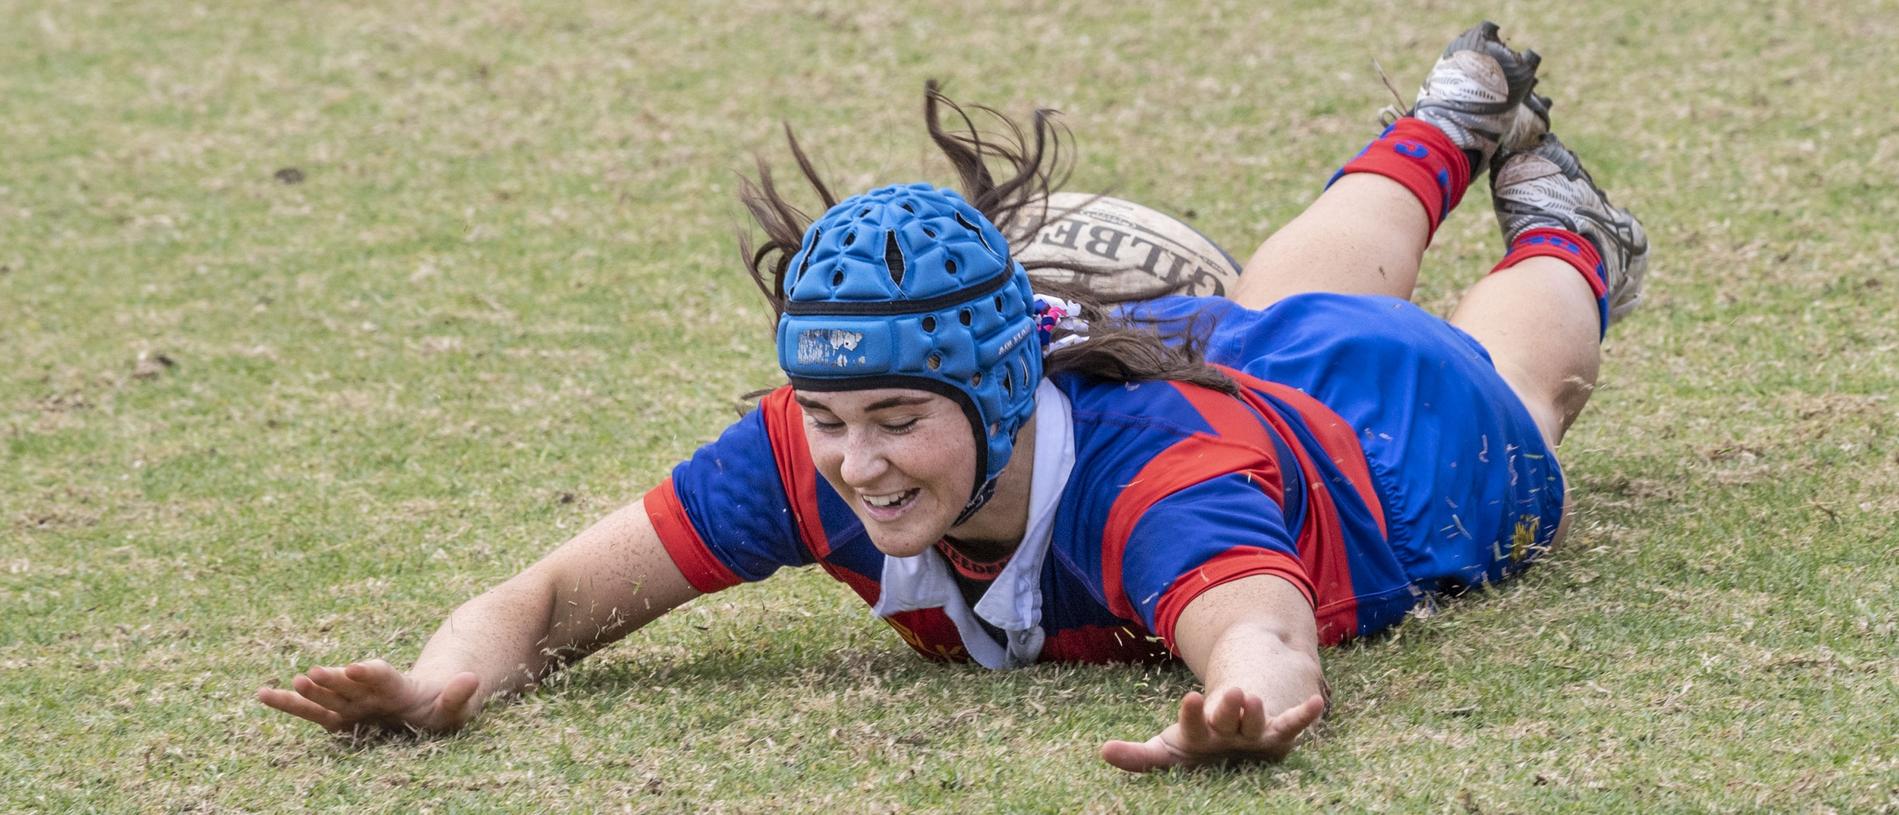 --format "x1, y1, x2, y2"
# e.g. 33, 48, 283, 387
1099, 687, 1325, 773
